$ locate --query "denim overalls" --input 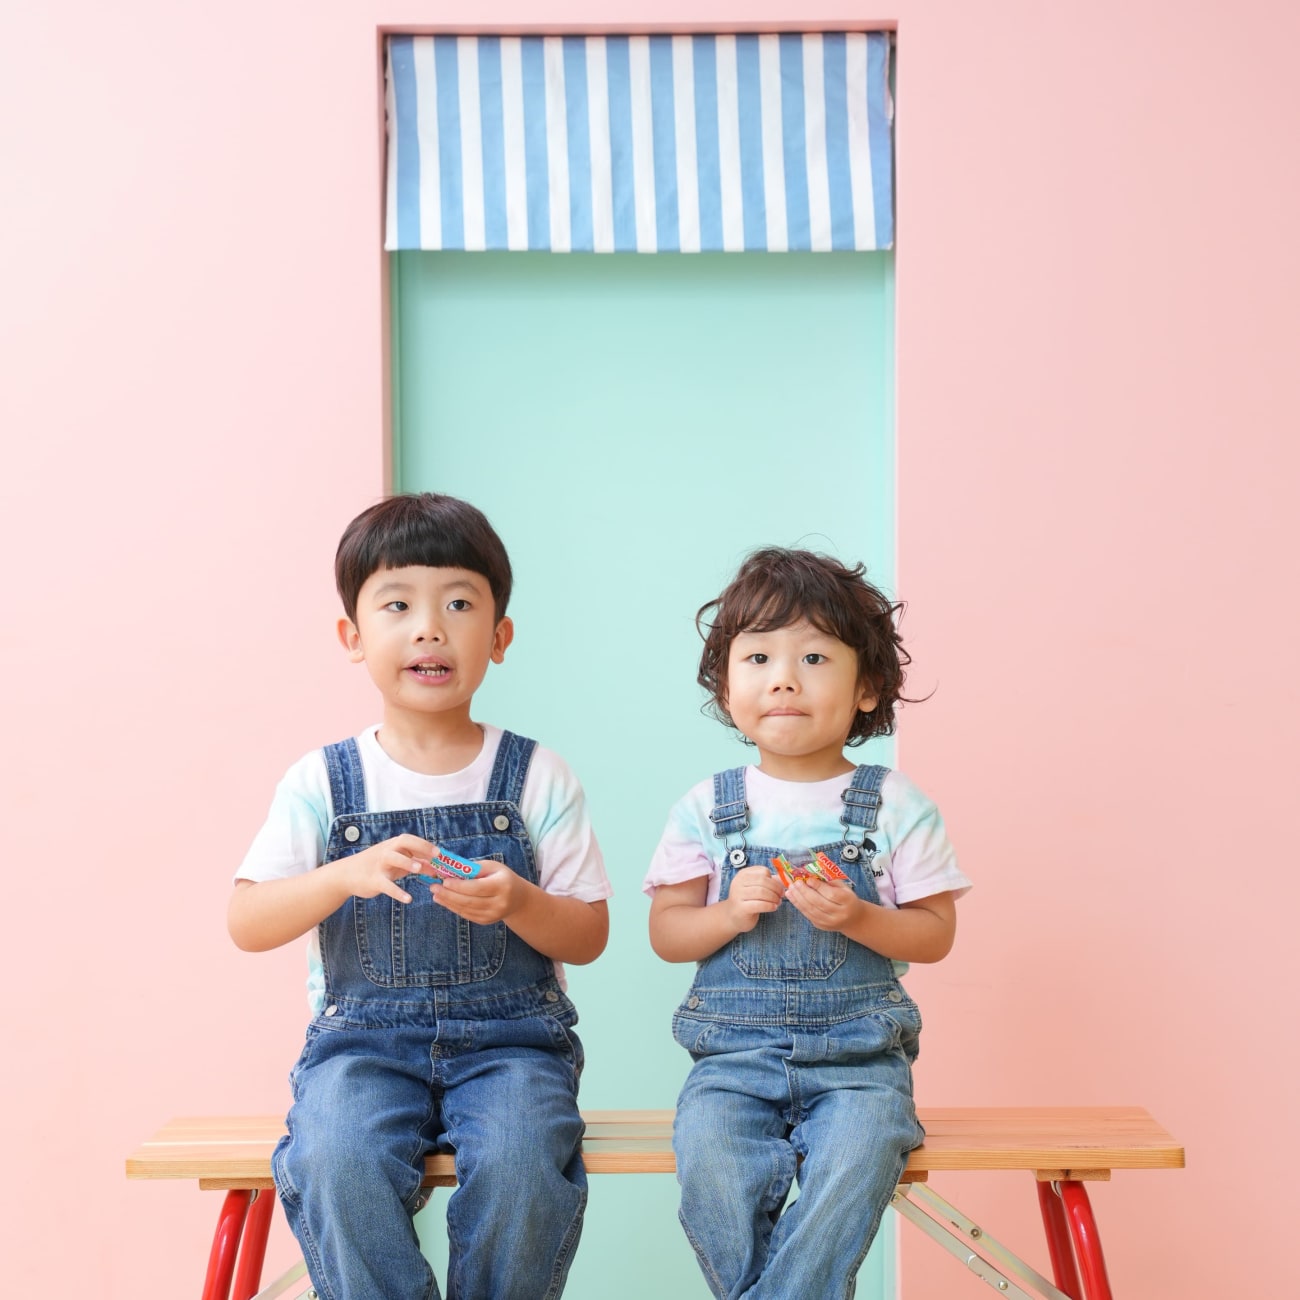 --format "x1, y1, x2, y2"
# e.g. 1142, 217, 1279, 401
671, 765, 926, 1300
272, 732, 587, 1300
